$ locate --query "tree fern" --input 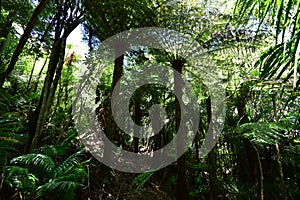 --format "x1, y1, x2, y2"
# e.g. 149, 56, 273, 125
237, 122, 288, 146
